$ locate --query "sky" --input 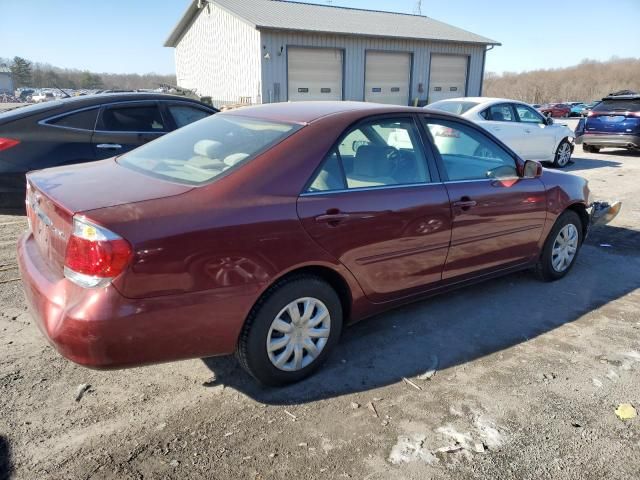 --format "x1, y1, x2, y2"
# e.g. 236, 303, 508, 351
0, 0, 638, 75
